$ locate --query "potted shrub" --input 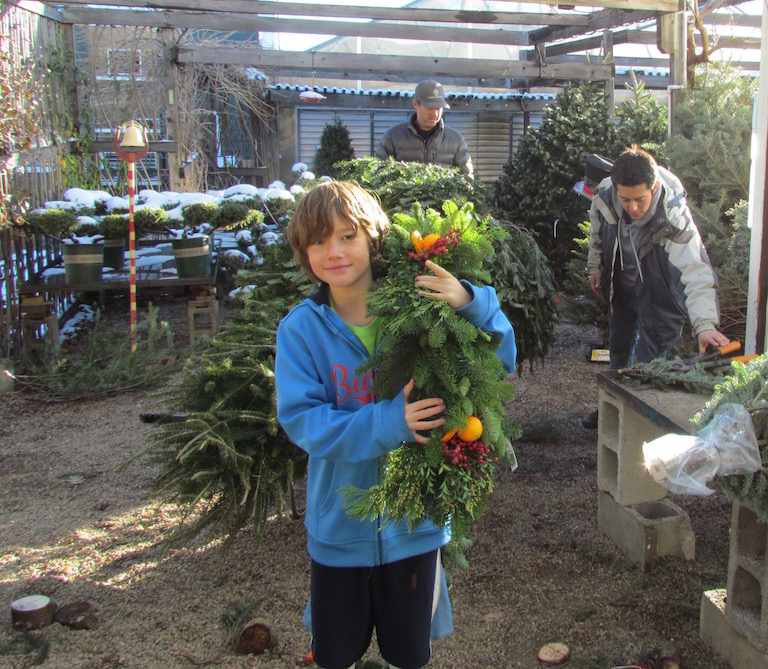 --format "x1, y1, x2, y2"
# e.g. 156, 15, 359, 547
169, 202, 220, 278
98, 214, 130, 270
24, 209, 104, 283
171, 201, 264, 279
132, 207, 171, 240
